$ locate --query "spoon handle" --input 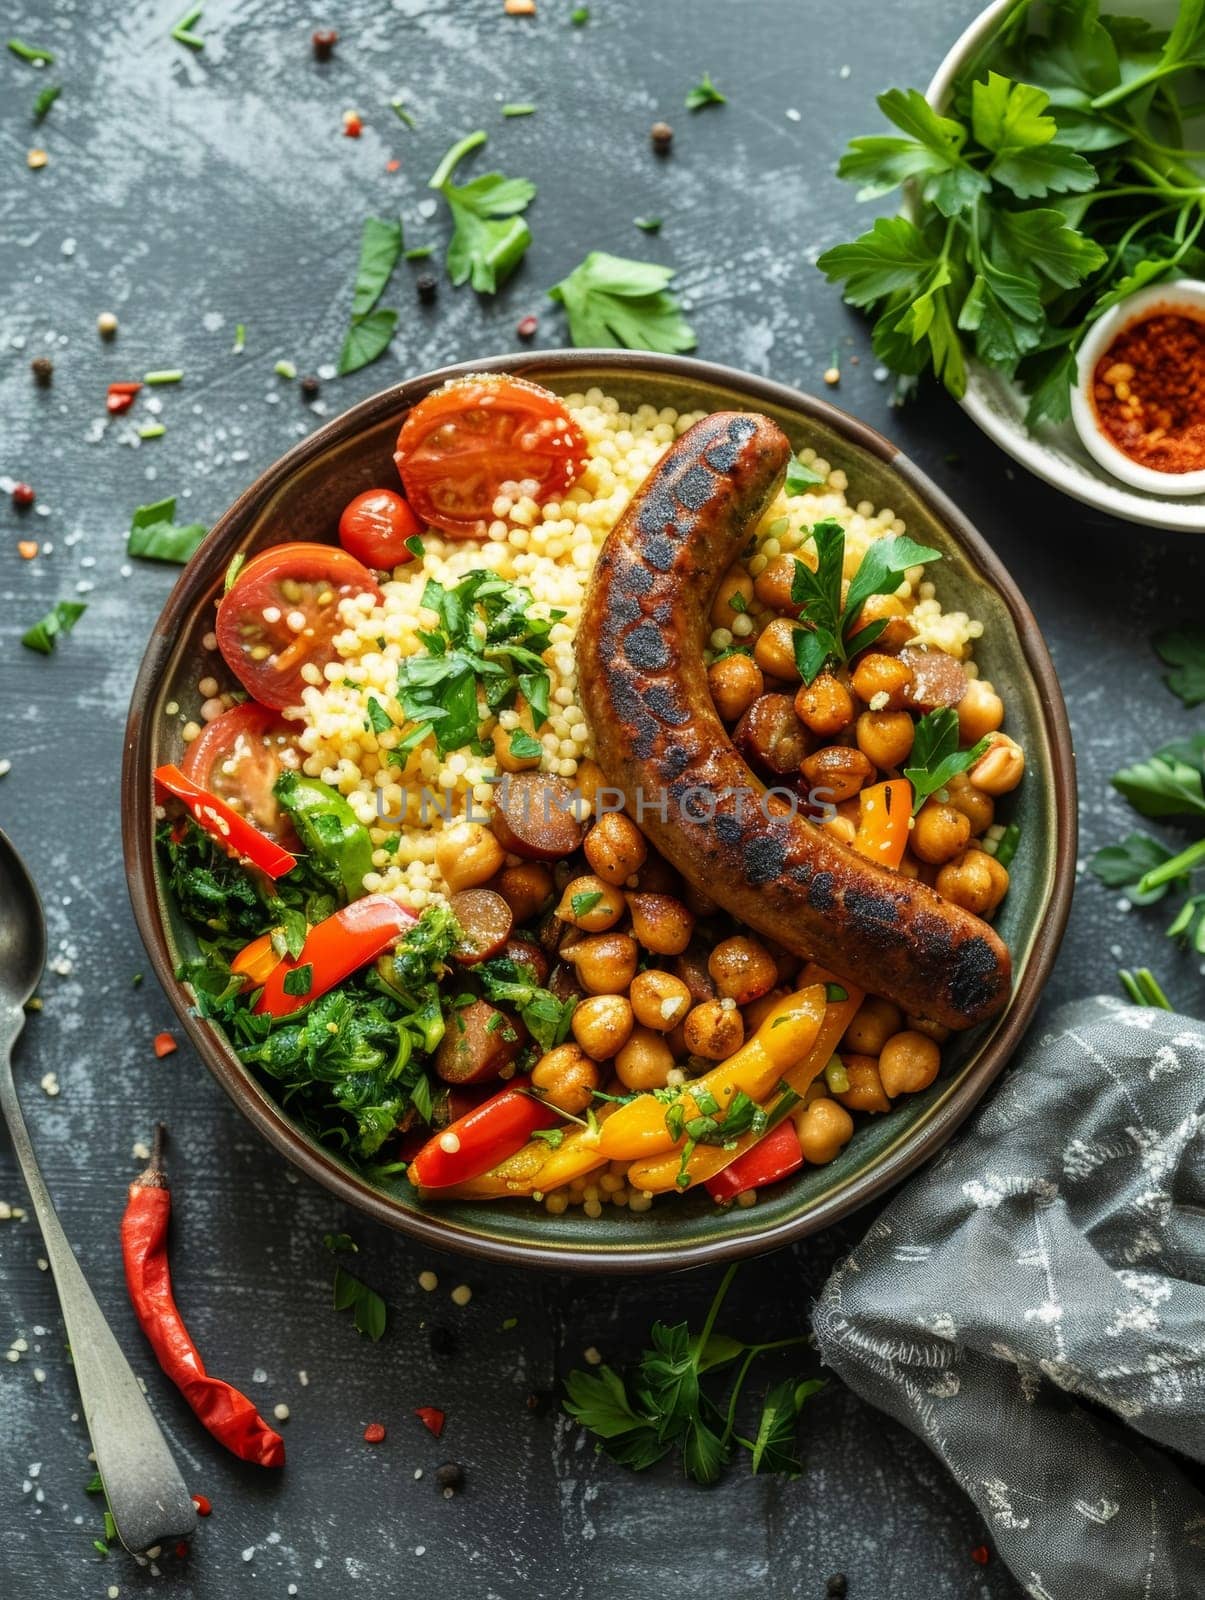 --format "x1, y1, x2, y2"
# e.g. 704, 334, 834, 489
0, 1052, 197, 1553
